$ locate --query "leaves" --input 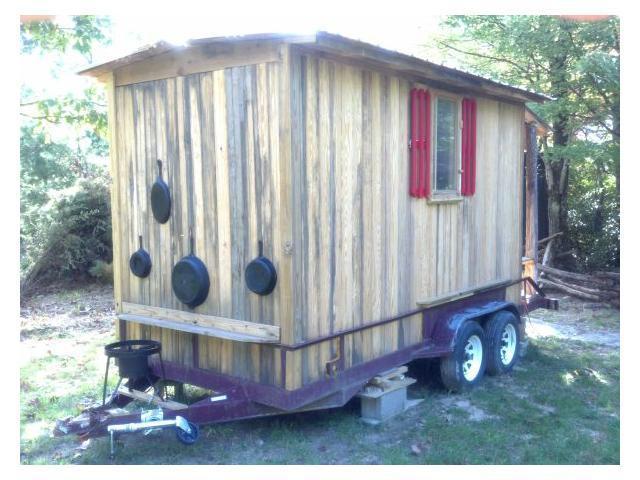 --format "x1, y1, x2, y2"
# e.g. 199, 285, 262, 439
20, 16, 113, 280
20, 16, 110, 59
435, 16, 619, 271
